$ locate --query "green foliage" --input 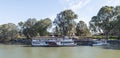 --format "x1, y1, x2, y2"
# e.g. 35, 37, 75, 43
0, 23, 18, 41
1, 7, 120, 42
89, 6, 120, 39
92, 36, 118, 39
18, 18, 52, 38
54, 9, 77, 36
76, 21, 91, 36
18, 18, 38, 38
53, 26, 61, 36
34, 18, 52, 36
